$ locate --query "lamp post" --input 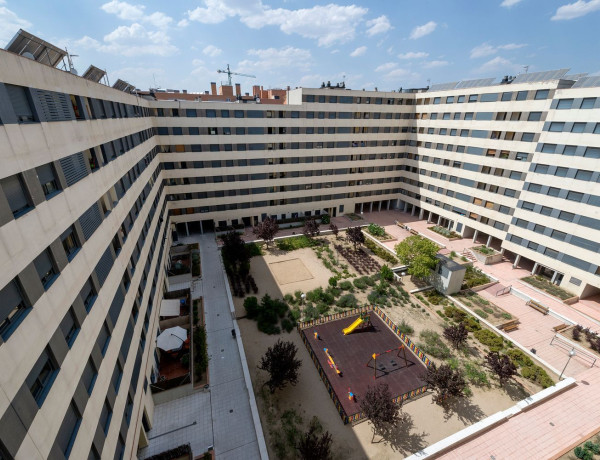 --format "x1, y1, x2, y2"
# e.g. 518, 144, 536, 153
559, 349, 576, 380
301, 293, 305, 305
